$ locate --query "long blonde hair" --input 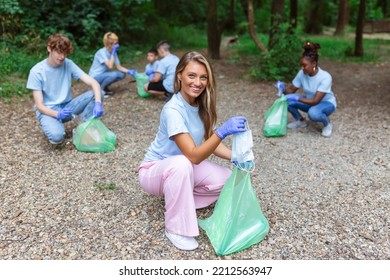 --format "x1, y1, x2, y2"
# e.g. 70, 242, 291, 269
174, 51, 217, 139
